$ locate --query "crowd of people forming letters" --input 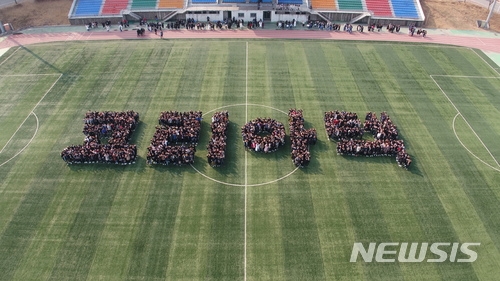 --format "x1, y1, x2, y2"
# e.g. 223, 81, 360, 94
146, 111, 201, 165
61, 110, 410, 169
324, 111, 412, 169
61, 111, 139, 164
289, 109, 317, 167
241, 118, 286, 153
207, 111, 229, 167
